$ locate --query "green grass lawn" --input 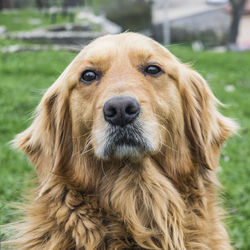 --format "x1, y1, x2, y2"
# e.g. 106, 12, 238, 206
0, 9, 73, 32
0, 9, 71, 47
0, 8, 100, 47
